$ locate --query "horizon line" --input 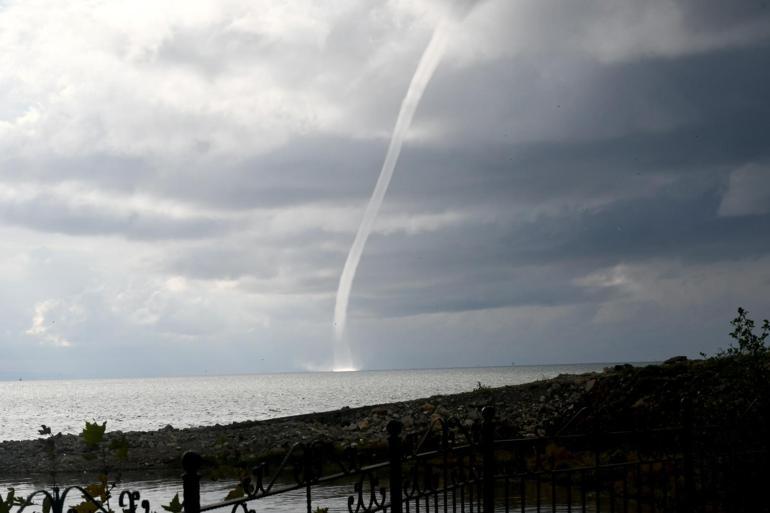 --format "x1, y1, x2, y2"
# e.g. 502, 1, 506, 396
0, 360, 663, 383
